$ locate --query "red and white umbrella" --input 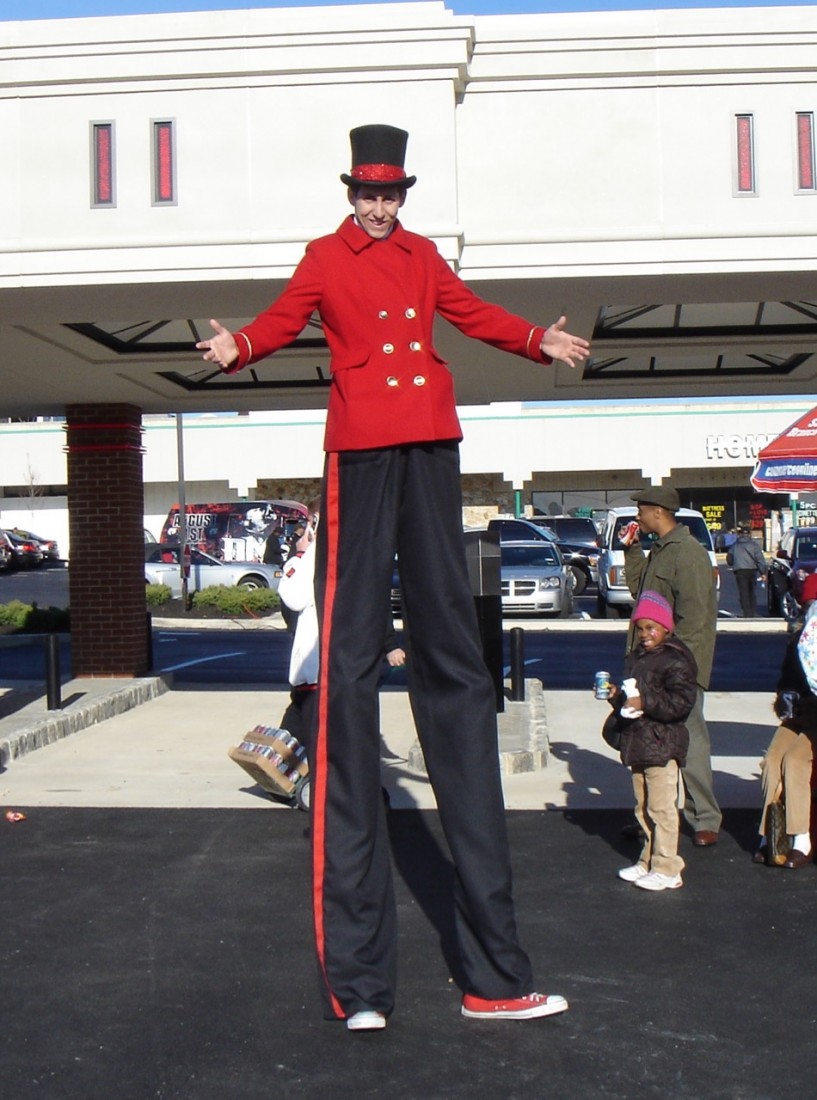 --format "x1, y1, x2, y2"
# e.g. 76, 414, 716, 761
751, 406, 817, 493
